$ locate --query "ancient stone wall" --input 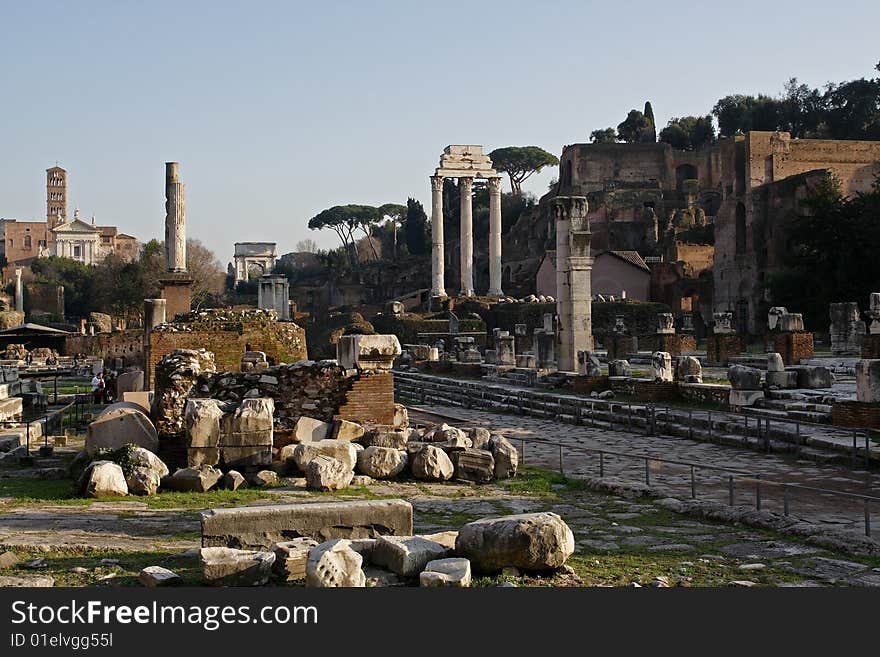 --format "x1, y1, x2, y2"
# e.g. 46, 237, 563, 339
148, 309, 307, 386
706, 334, 744, 367
64, 330, 143, 366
